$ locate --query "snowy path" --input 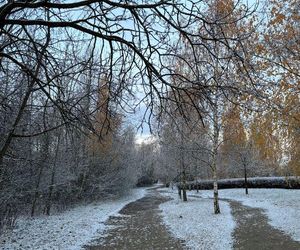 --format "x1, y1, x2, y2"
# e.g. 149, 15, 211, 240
158, 188, 300, 250
0, 188, 146, 250
2, 187, 298, 250
85, 188, 299, 250
229, 200, 300, 250
200, 189, 300, 242
187, 192, 300, 249
85, 188, 185, 250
